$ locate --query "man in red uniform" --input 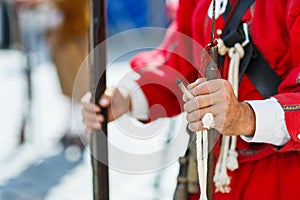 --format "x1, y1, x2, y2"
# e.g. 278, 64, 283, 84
82, 0, 300, 199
